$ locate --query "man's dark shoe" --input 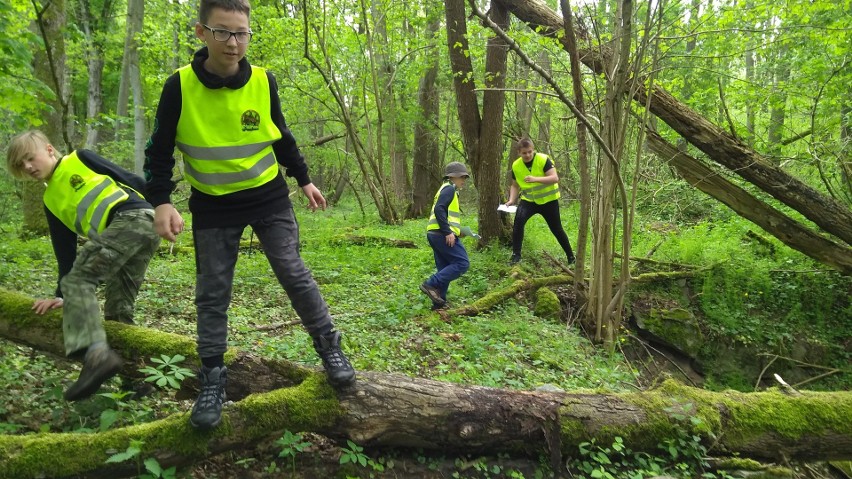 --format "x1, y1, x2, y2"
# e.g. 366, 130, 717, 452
567, 253, 576, 265
190, 366, 227, 430
510, 254, 521, 265
64, 345, 123, 401
420, 283, 446, 306
314, 331, 356, 387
